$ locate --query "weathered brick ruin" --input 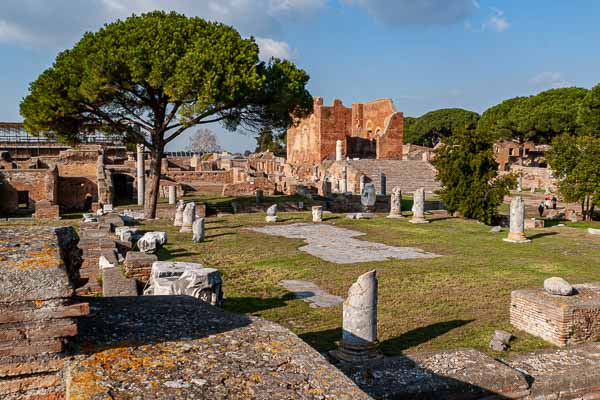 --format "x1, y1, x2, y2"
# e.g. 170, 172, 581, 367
287, 97, 404, 165
511, 282, 600, 346
0, 226, 89, 399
